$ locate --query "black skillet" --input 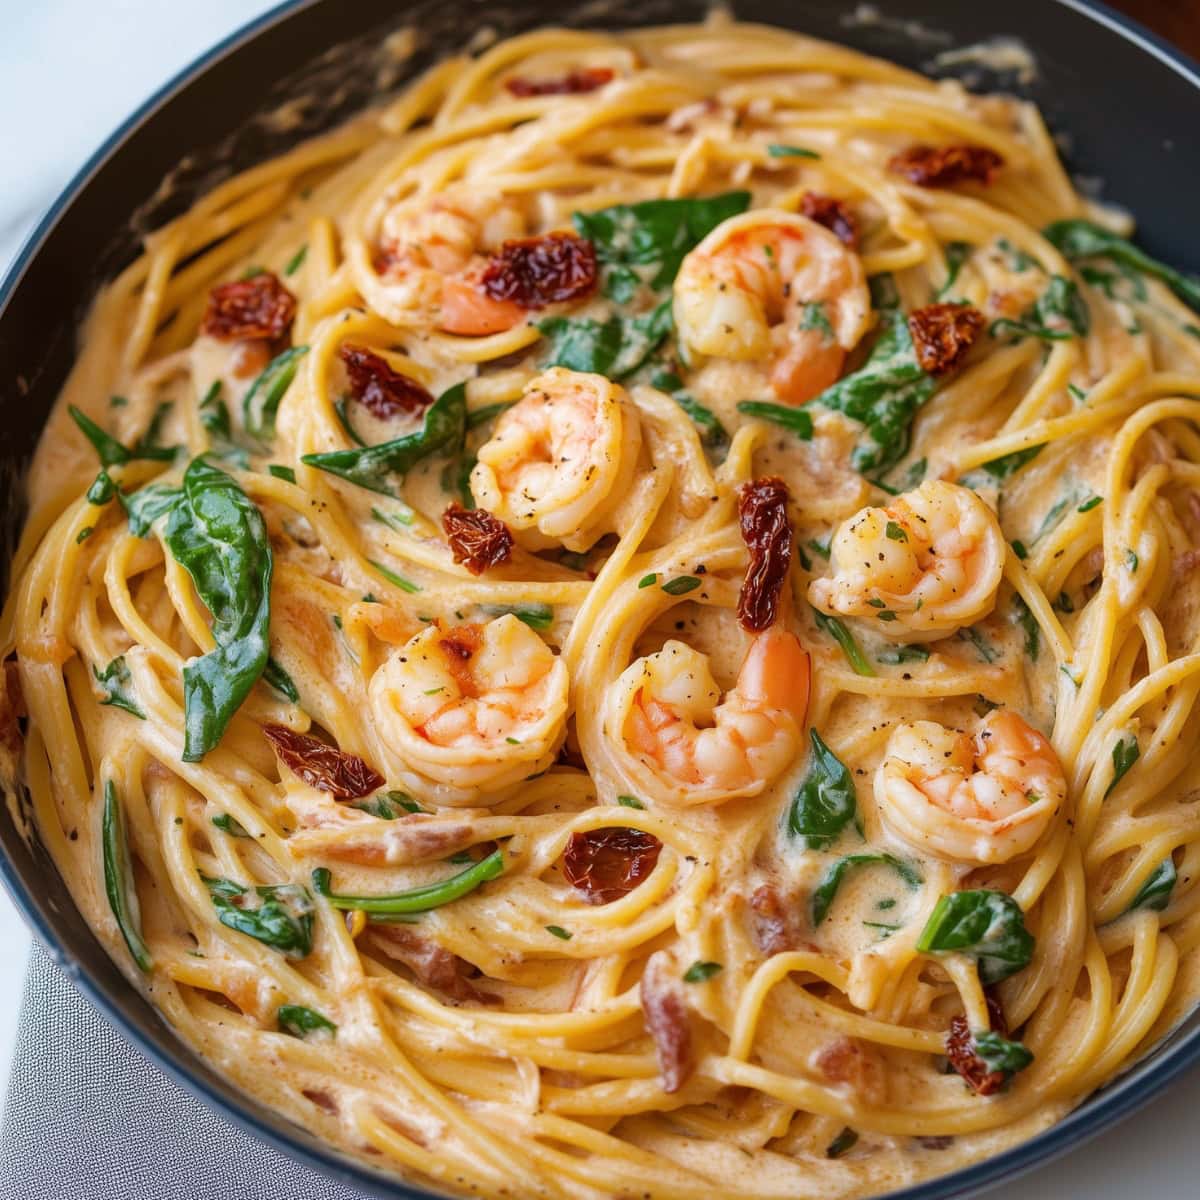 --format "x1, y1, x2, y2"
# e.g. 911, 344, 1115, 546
1, 2, 1198, 1196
